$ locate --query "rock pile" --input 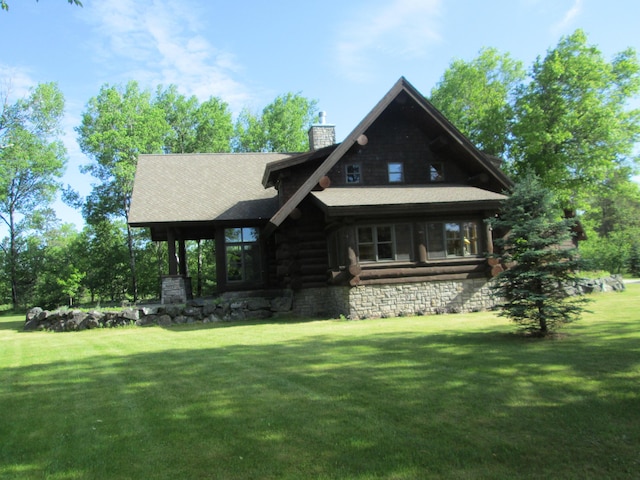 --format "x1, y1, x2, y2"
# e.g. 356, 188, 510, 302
24, 295, 293, 332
